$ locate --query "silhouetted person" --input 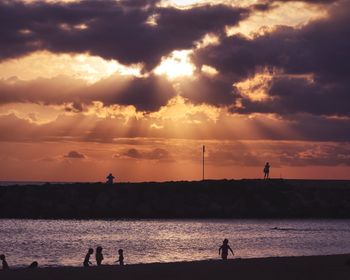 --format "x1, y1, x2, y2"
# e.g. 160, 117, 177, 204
219, 239, 234, 260
83, 248, 94, 267
117, 249, 124, 266
28, 261, 38, 269
106, 173, 115, 185
96, 246, 104, 266
263, 162, 270, 179
0, 254, 9, 270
